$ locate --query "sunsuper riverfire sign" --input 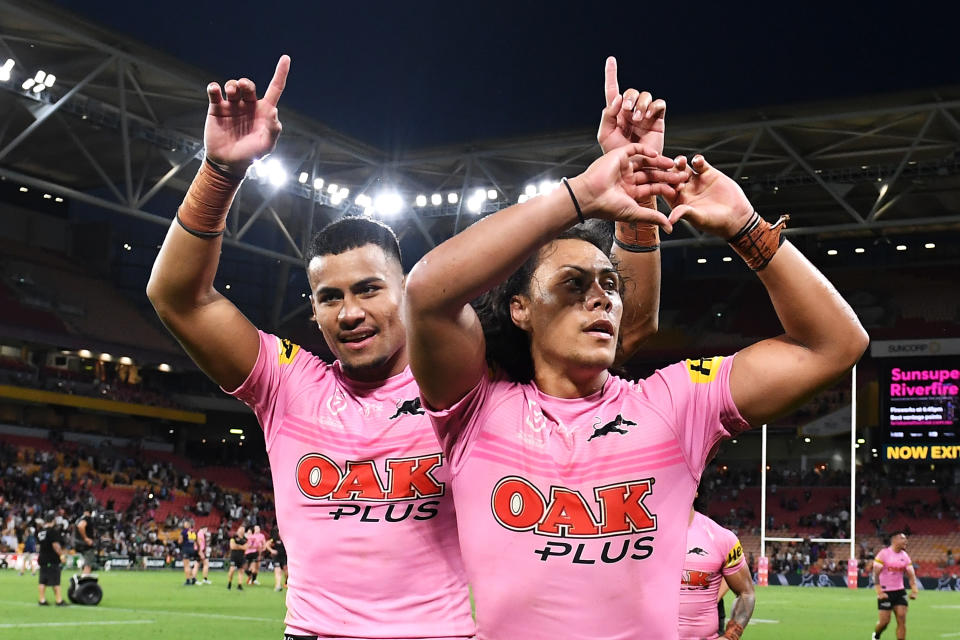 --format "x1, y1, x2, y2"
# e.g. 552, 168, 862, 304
882, 357, 959, 461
